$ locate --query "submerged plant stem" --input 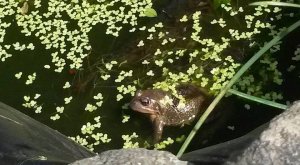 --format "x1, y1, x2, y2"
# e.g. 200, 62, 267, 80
177, 19, 300, 157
